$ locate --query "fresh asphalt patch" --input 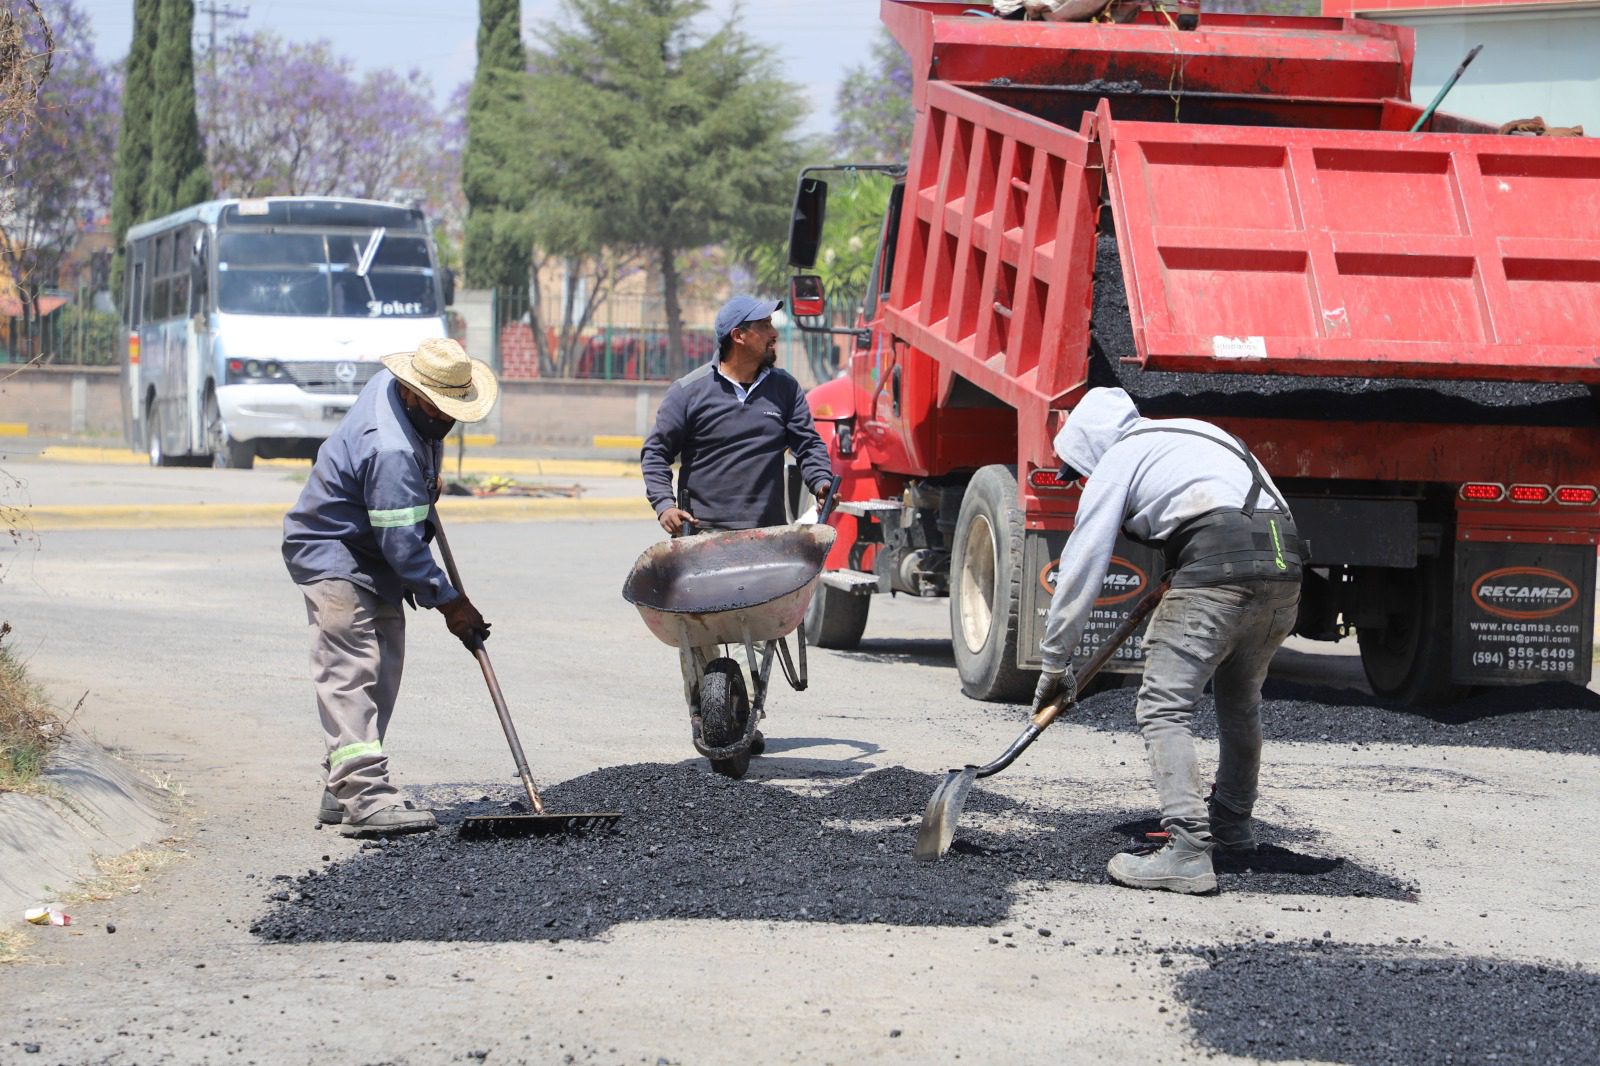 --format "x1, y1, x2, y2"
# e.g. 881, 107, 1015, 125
1068, 679, 1600, 755
252, 764, 1412, 946
1174, 940, 1600, 1066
